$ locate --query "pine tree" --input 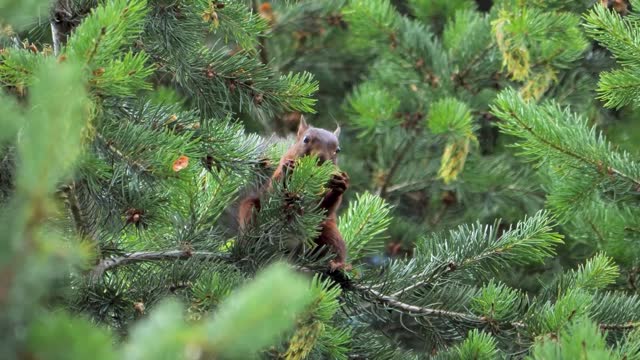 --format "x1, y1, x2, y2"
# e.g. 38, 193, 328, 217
2, 1, 640, 360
